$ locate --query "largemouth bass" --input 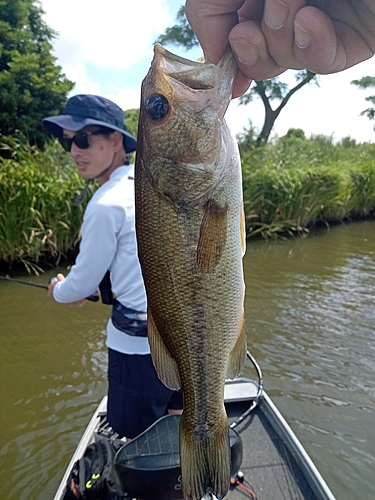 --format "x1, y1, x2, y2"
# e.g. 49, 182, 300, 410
135, 44, 247, 500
